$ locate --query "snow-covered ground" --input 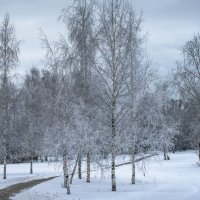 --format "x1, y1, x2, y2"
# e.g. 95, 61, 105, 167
0, 162, 62, 189
1, 151, 200, 200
